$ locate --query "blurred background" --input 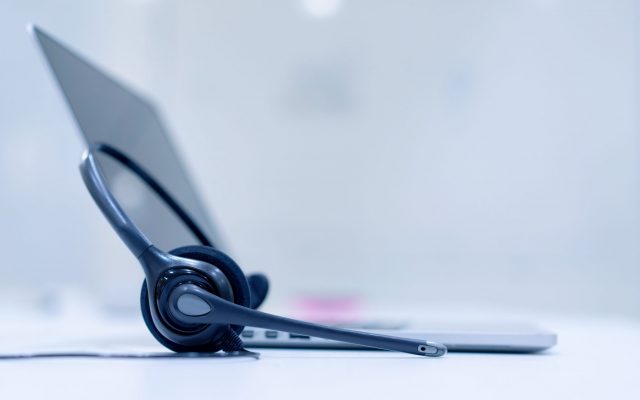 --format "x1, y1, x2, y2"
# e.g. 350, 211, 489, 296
0, 0, 638, 321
